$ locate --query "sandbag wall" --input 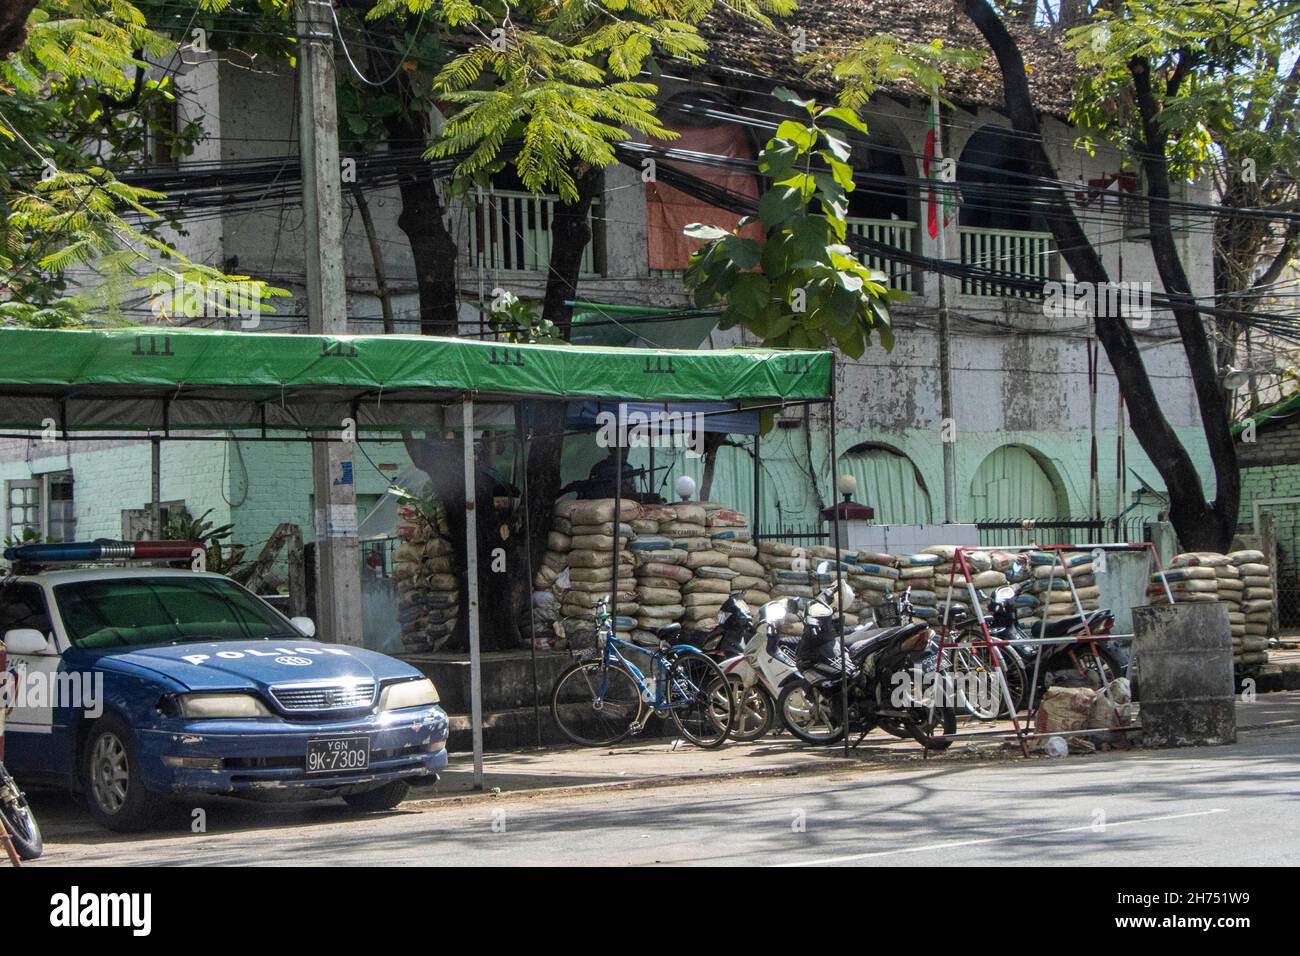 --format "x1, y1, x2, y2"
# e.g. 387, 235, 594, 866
392, 503, 461, 651
1148, 549, 1273, 666
532, 497, 766, 644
